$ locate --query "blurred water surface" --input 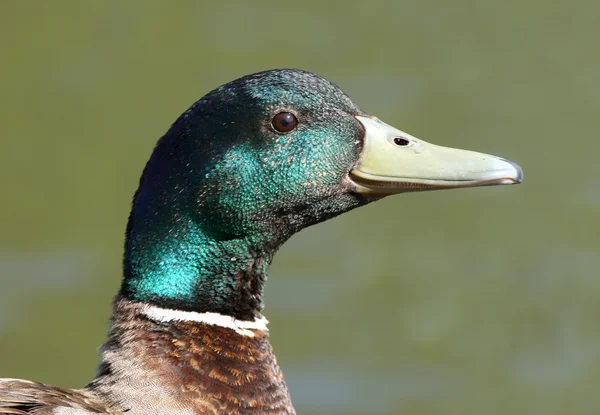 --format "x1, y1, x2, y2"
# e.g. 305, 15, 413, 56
0, 2, 598, 415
